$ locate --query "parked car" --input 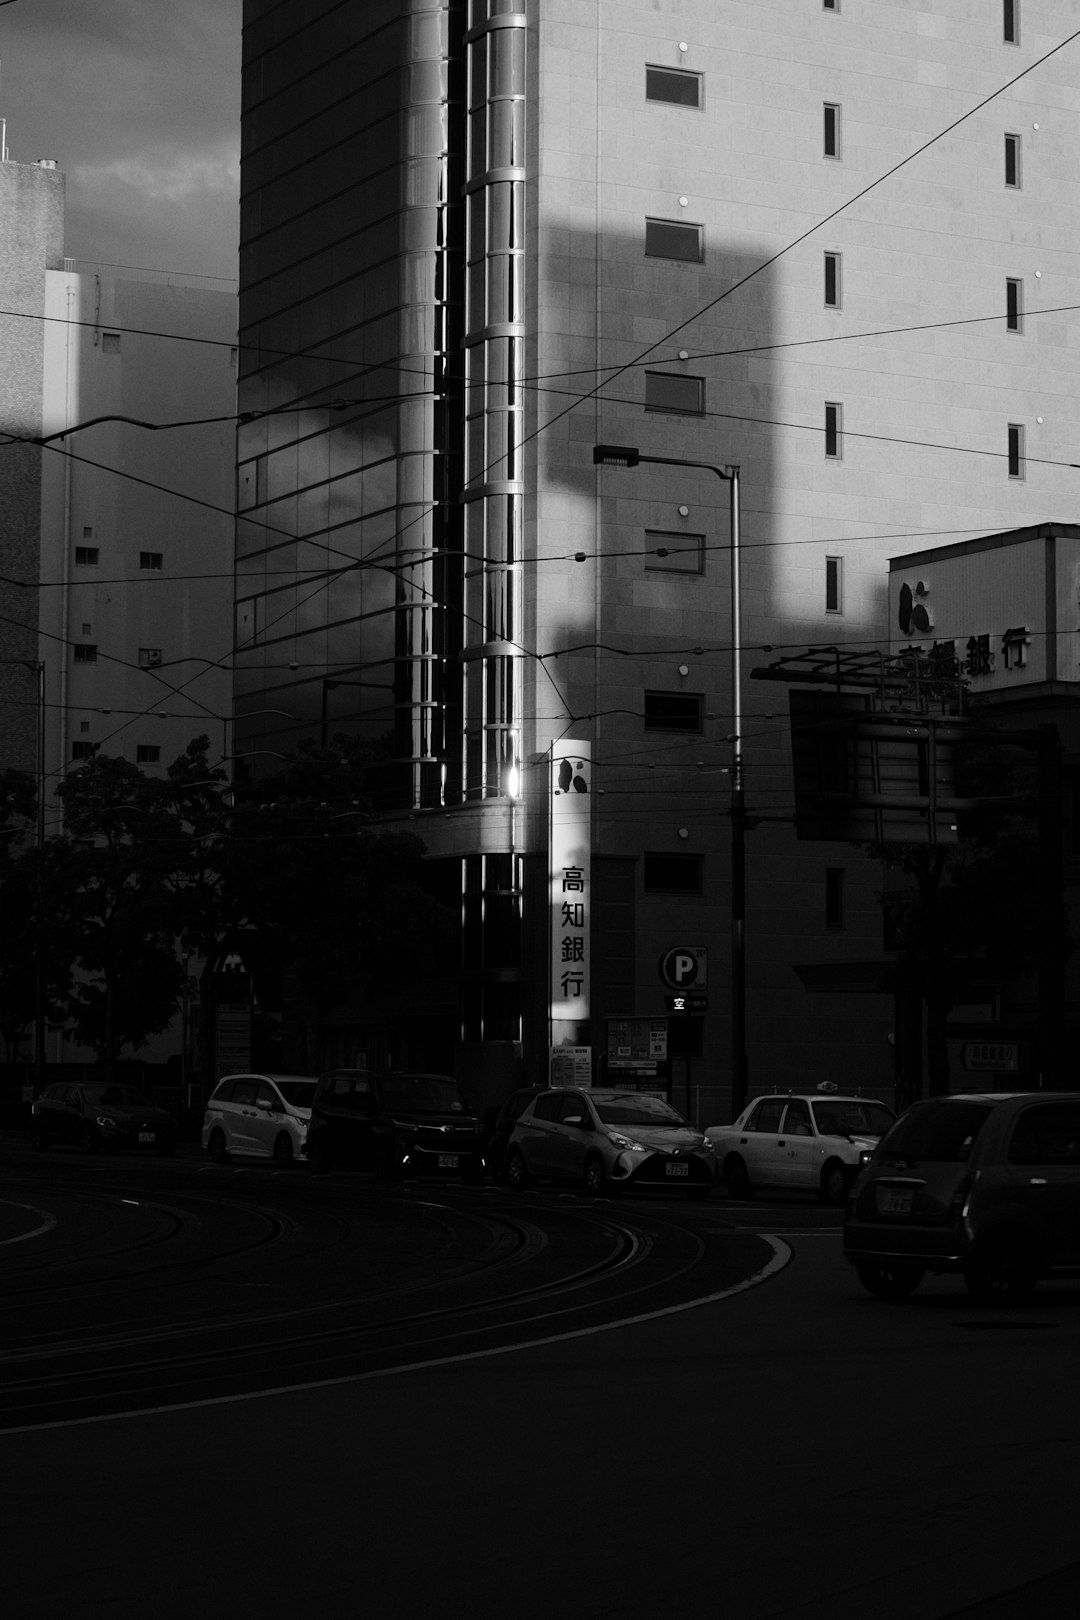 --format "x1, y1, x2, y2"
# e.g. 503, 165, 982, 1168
202, 1073, 317, 1167
505, 1087, 714, 1198
30, 1081, 178, 1156
844, 1091, 1080, 1302
481, 1086, 545, 1182
306, 1069, 485, 1179
705, 1087, 896, 1203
